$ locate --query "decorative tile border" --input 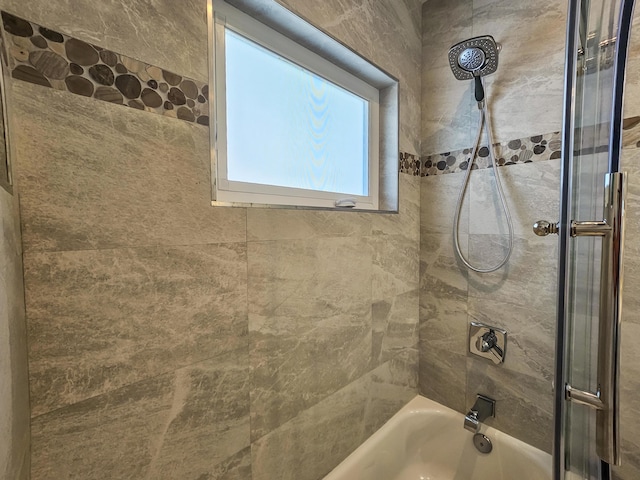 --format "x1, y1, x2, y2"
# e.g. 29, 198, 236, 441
399, 152, 420, 175
1, 11, 209, 125
419, 131, 562, 177
12, 10, 640, 178
415, 118, 640, 178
